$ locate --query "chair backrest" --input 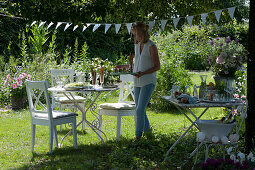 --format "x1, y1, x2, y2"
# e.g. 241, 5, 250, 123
26, 80, 53, 120
119, 74, 135, 103
49, 69, 75, 87
235, 99, 248, 134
